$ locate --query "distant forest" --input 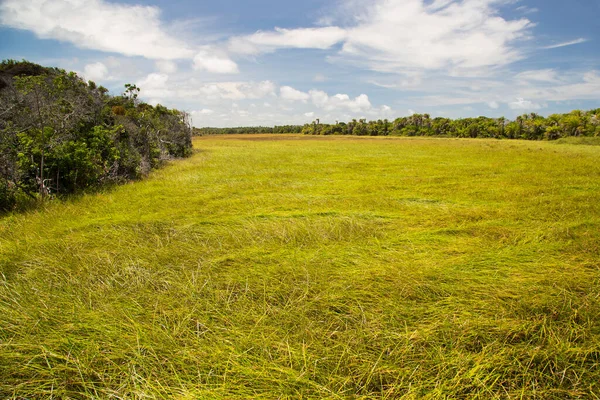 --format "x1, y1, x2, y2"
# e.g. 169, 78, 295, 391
194, 125, 303, 135
196, 109, 600, 139
0, 60, 193, 212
